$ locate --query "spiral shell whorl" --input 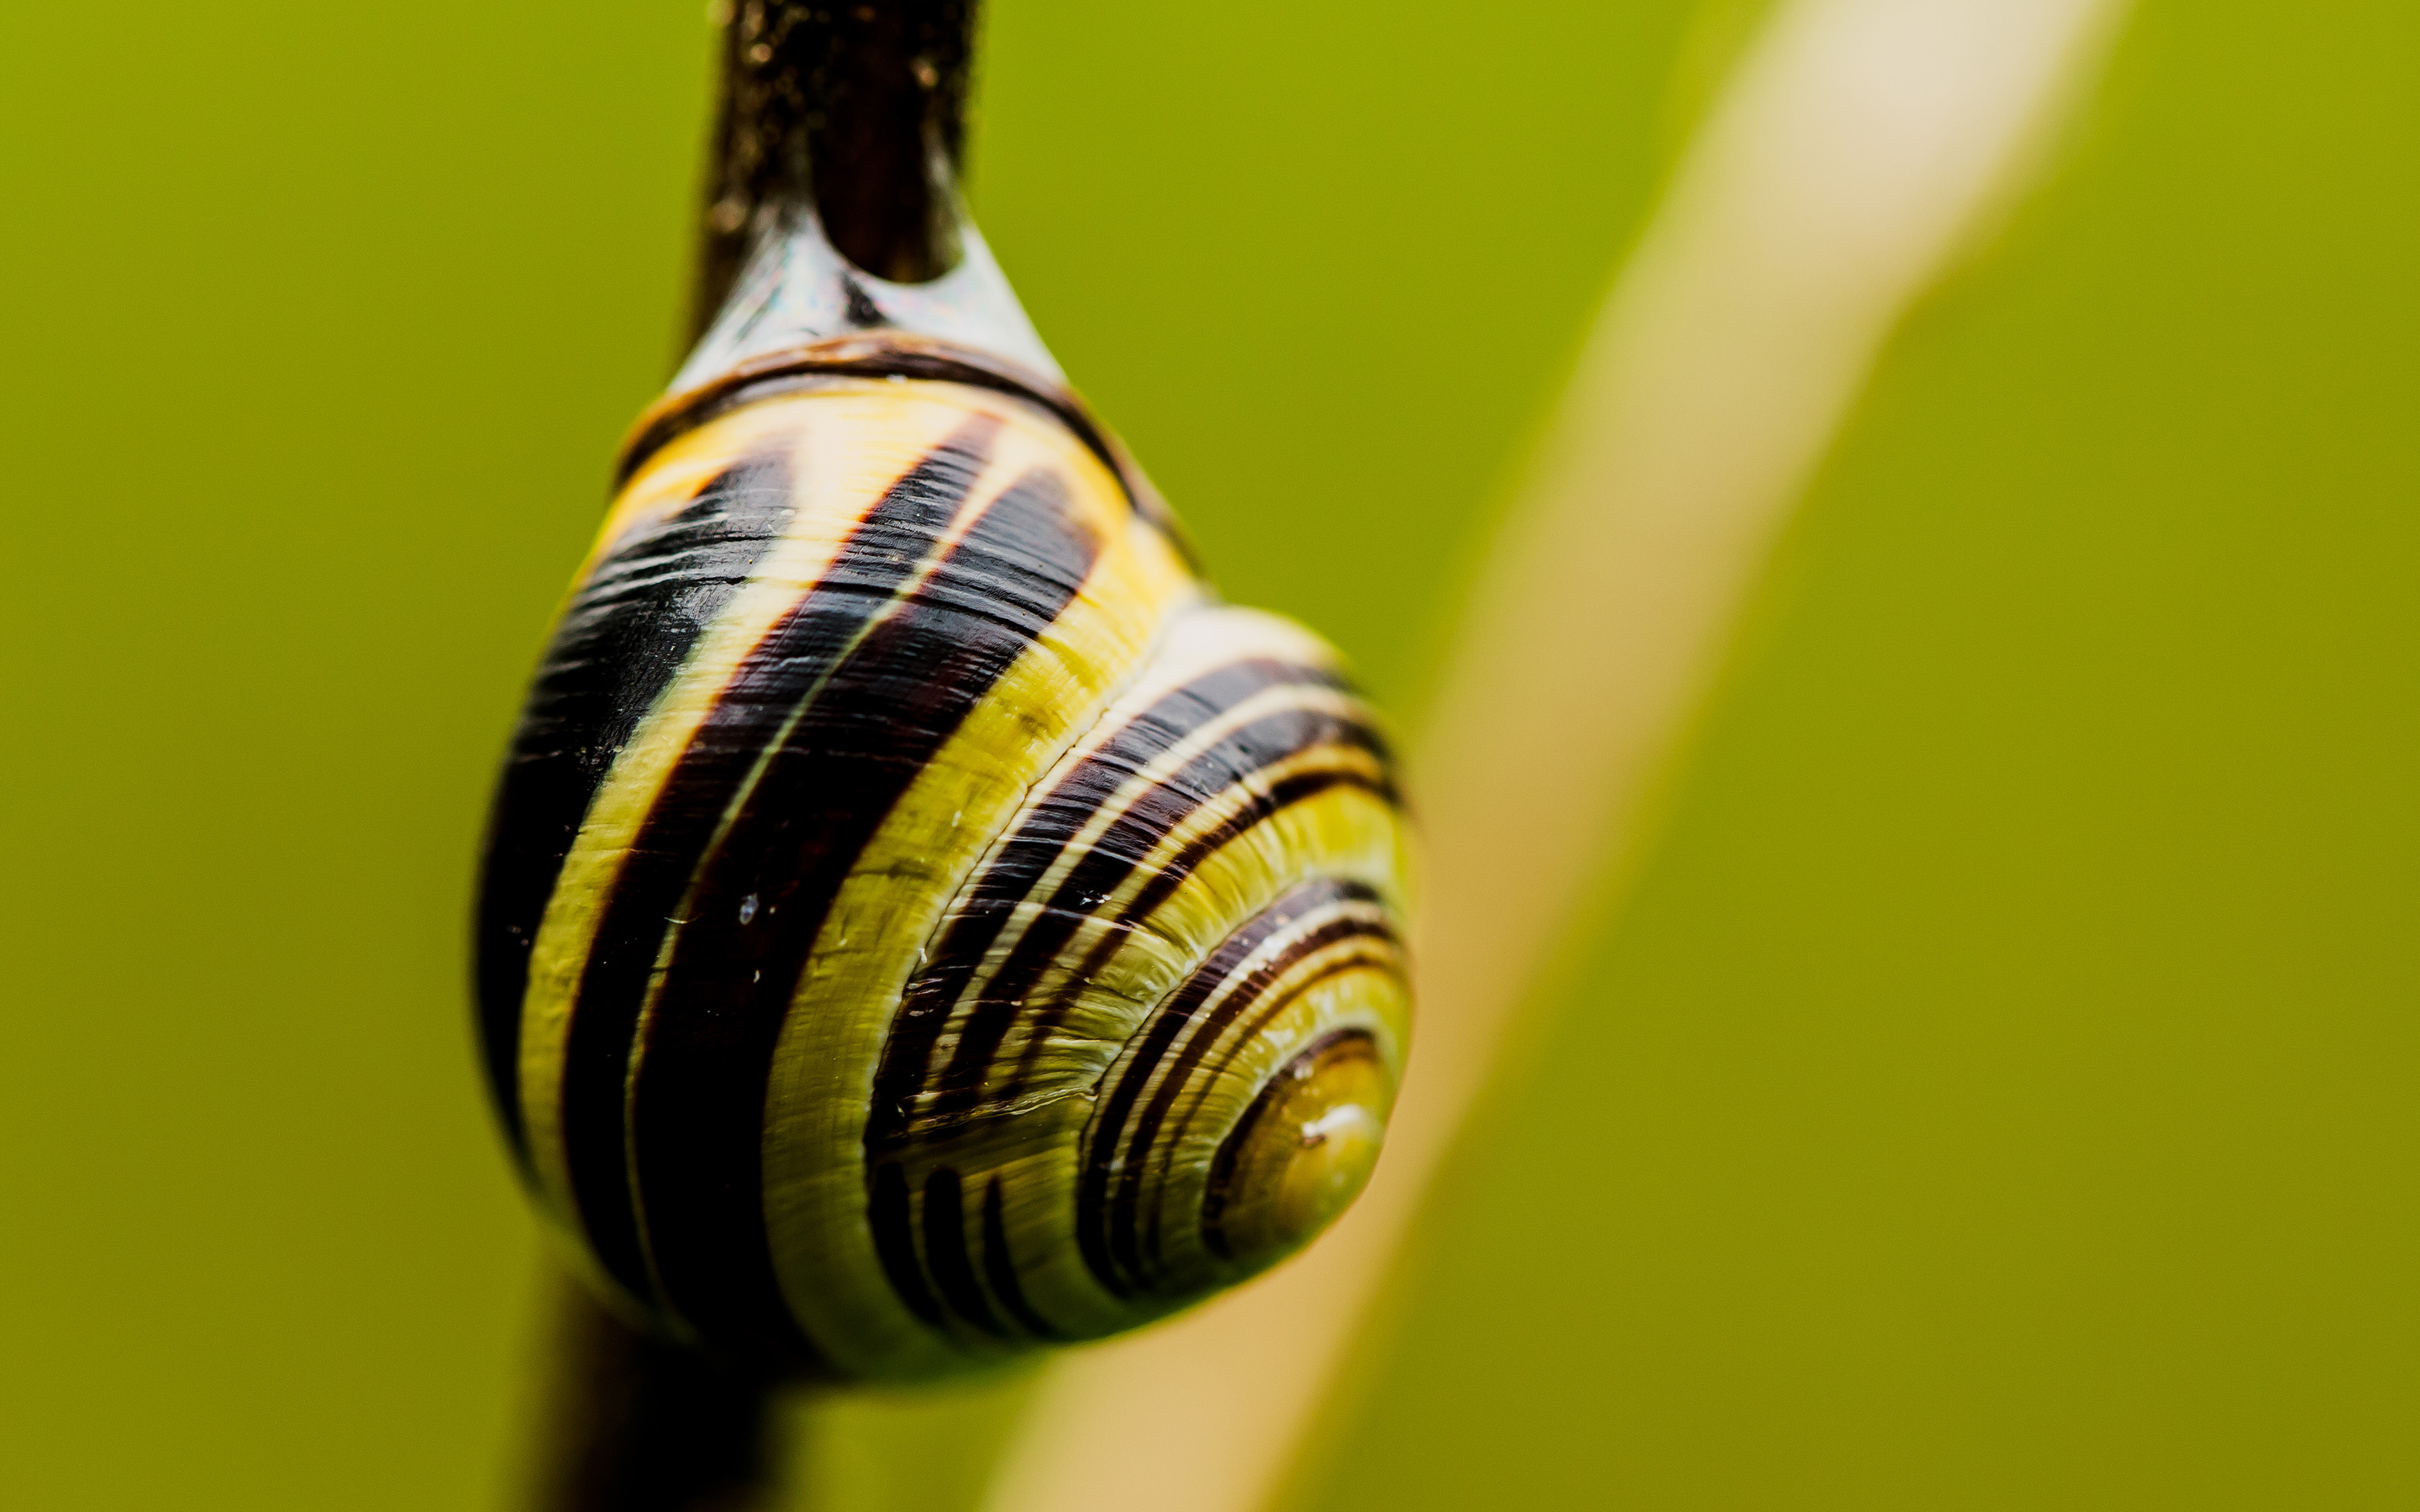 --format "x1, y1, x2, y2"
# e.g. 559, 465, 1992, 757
476, 355, 1410, 1380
